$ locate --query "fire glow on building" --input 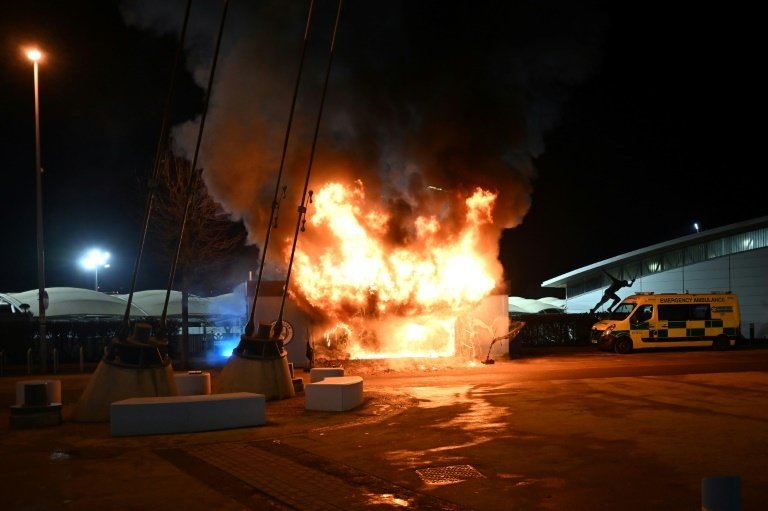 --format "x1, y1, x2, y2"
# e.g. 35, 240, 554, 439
288, 179, 506, 361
